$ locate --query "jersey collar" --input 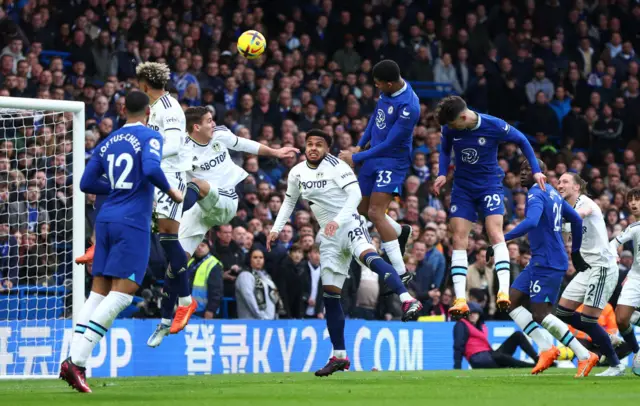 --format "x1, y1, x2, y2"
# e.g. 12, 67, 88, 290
122, 122, 144, 127
390, 79, 407, 98
470, 112, 482, 131
150, 92, 169, 107
188, 136, 209, 147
